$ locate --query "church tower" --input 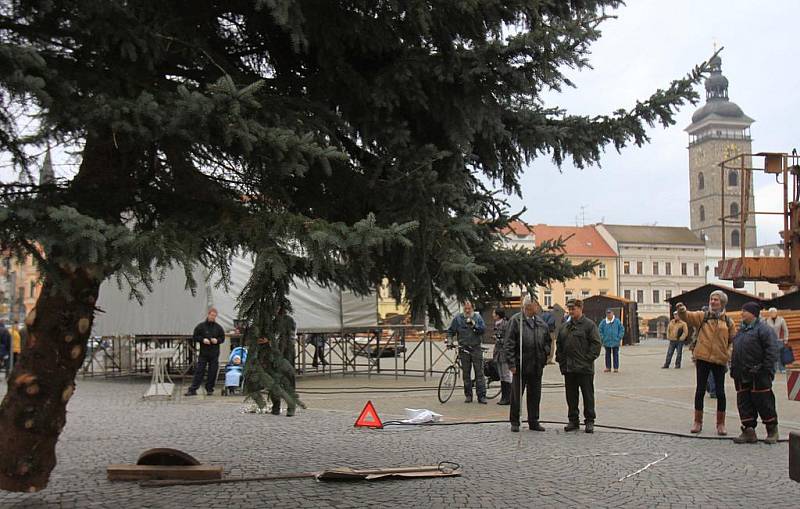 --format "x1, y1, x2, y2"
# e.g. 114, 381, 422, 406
686, 53, 756, 249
